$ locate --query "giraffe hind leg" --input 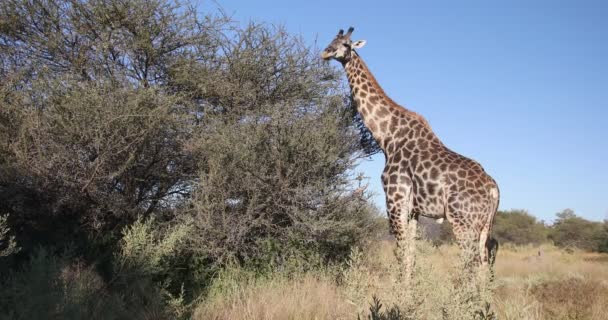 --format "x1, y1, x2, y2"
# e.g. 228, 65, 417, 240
479, 199, 499, 268
448, 216, 481, 273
